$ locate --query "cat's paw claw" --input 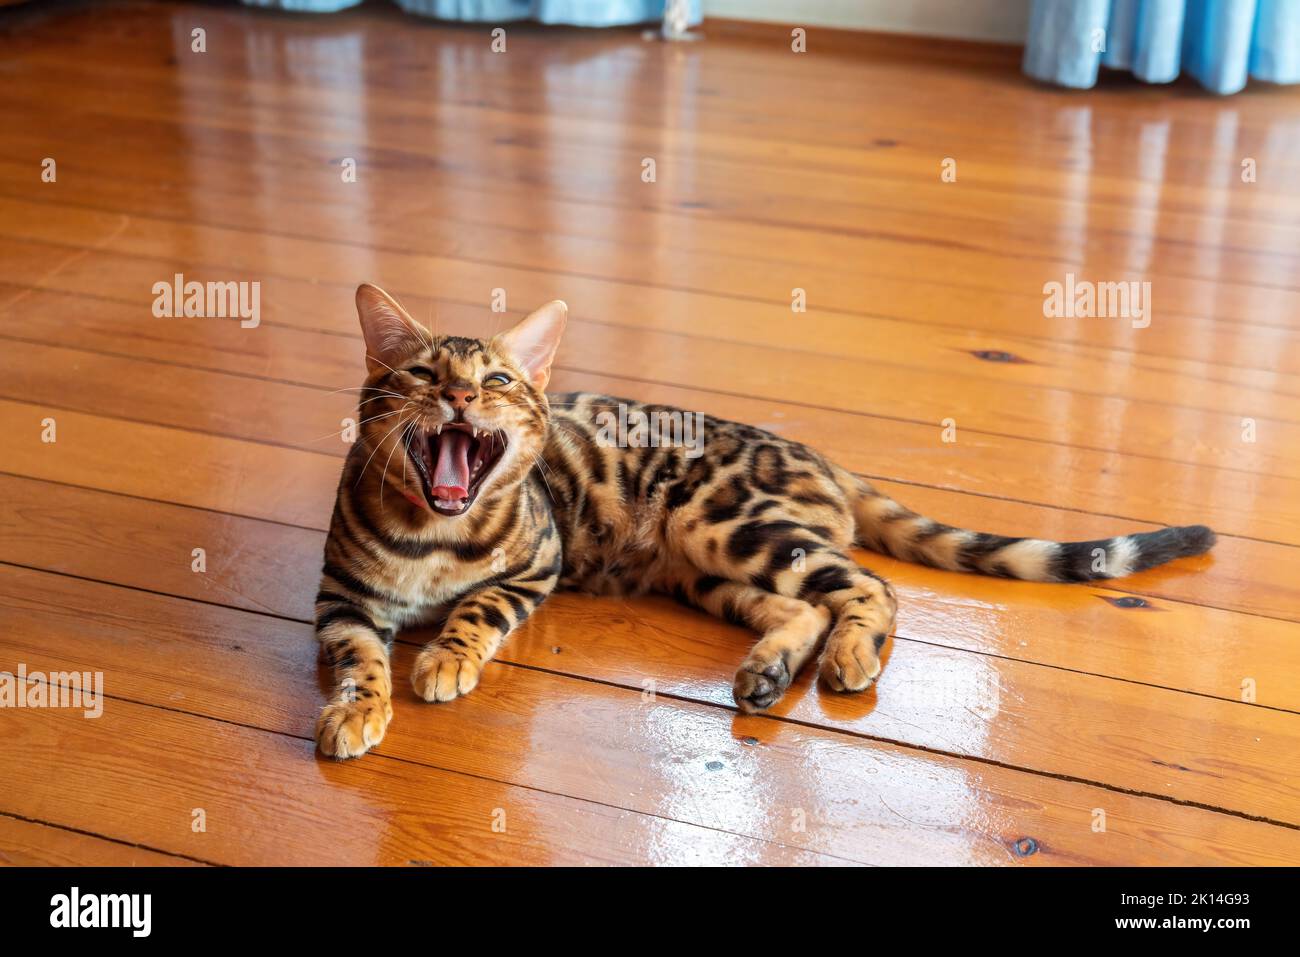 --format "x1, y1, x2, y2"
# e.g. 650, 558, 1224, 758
412, 647, 481, 703
316, 696, 392, 759
733, 656, 790, 713
819, 635, 882, 693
